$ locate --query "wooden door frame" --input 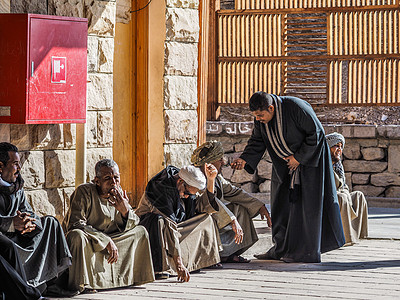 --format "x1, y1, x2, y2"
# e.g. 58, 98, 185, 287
132, 0, 148, 204
198, 0, 219, 131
